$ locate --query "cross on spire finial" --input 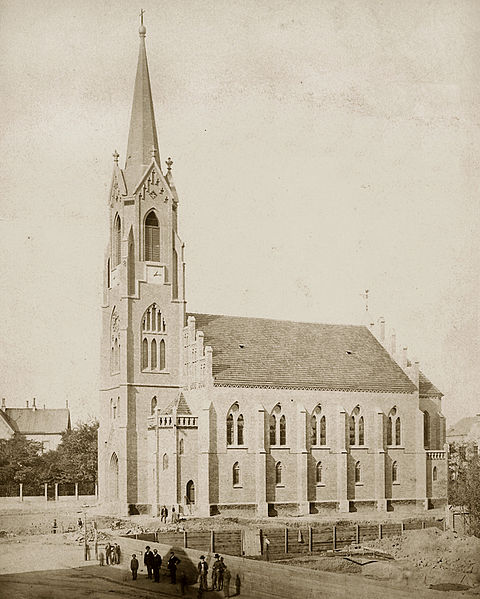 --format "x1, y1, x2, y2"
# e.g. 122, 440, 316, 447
166, 157, 173, 172
139, 9, 146, 36
113, 149, 119, 164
